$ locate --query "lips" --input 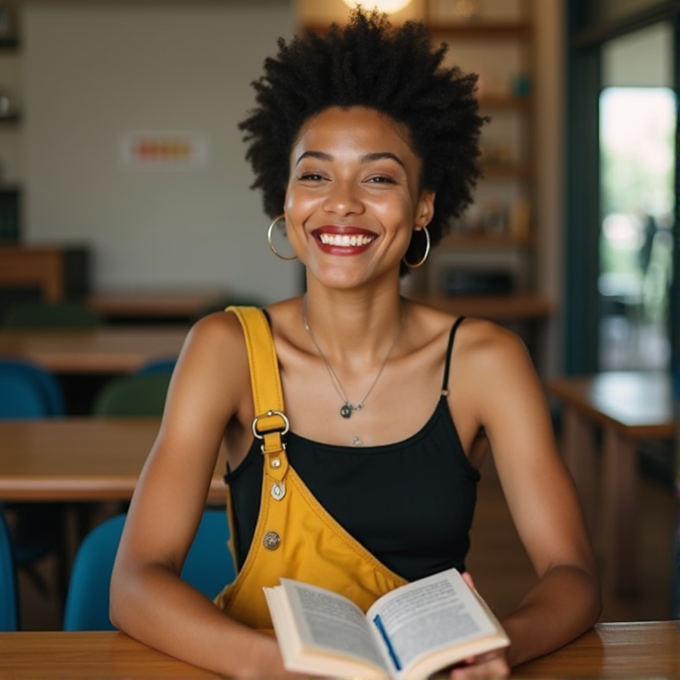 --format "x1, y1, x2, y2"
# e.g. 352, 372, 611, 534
311, 227, 376, 254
